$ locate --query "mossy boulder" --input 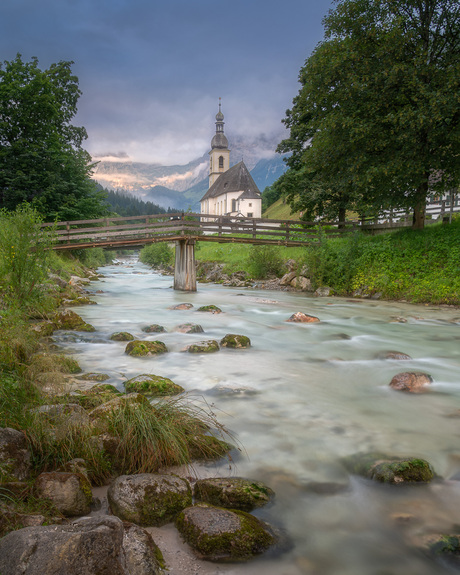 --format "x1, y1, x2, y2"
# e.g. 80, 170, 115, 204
35, 471, 92, 516
286, 312, 320, 323
89, 393, 151, 422
342, 452, 435, 484
425, 534, 460, 568
75, 372, 110, 382
31, 321, 56, 337
194, 477, 274, 511
107, 473, 192, 527
173, 323, 204, 334
125, 340, 168, 357
71, 384, 122, 409
197, 305, 222, 314
0, 428, 32, 481
53, 310, 95, 332
220, 334, 251, 349
141, 324, 167, 333
389, 372, 433, 393
110, 332, 135, 342
125, 374, 184, 397
186, 340, 220, 354
175, 504, 277, 561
